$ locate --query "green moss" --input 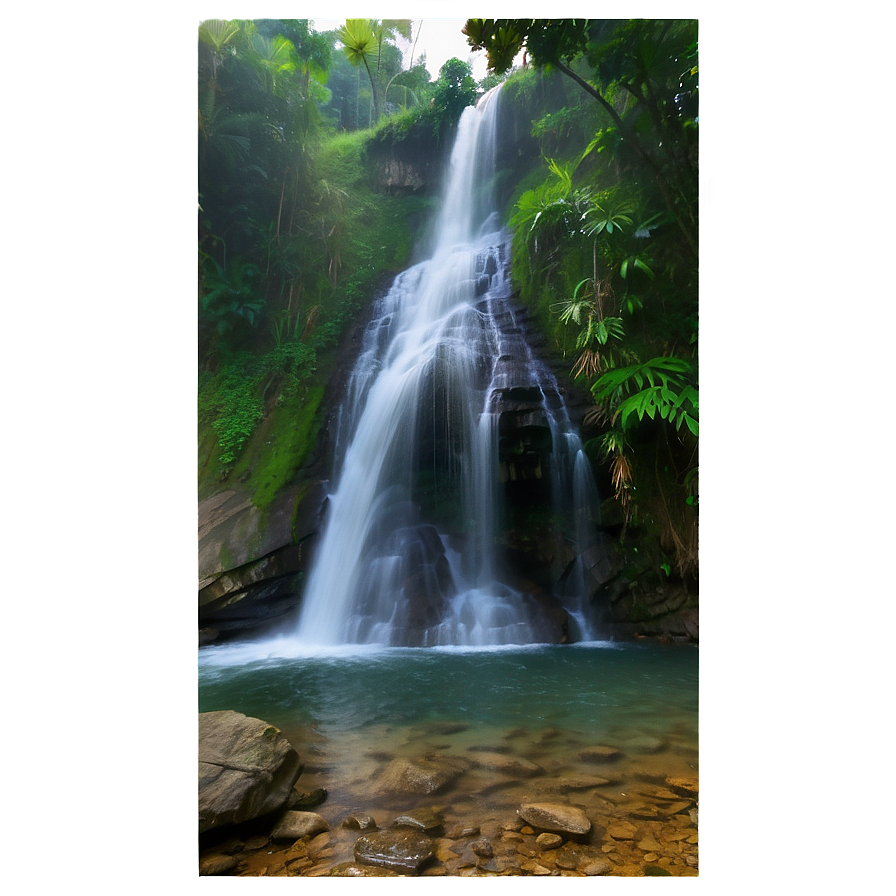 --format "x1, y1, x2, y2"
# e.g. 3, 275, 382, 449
218, 543, 235, 571
233, 383, 326, 511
